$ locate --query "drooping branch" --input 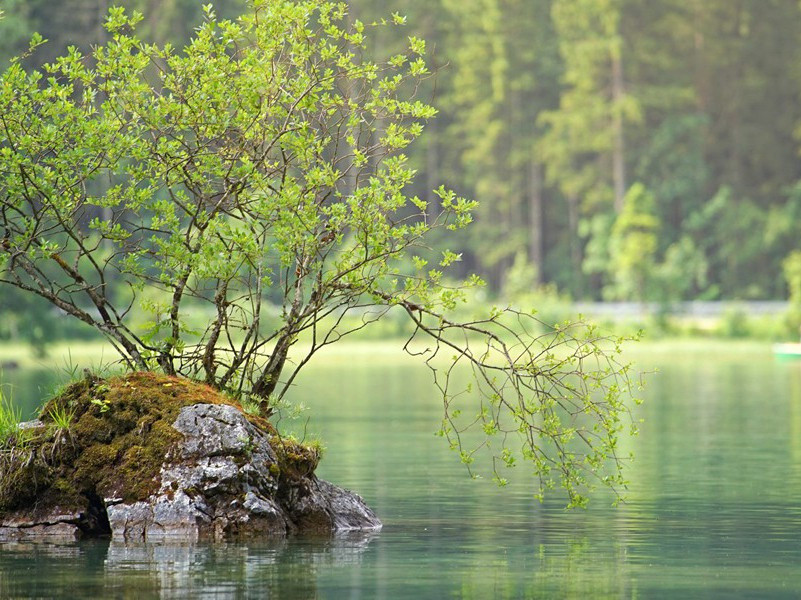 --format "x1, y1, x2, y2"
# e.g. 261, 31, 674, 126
361, 288, 639, 506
